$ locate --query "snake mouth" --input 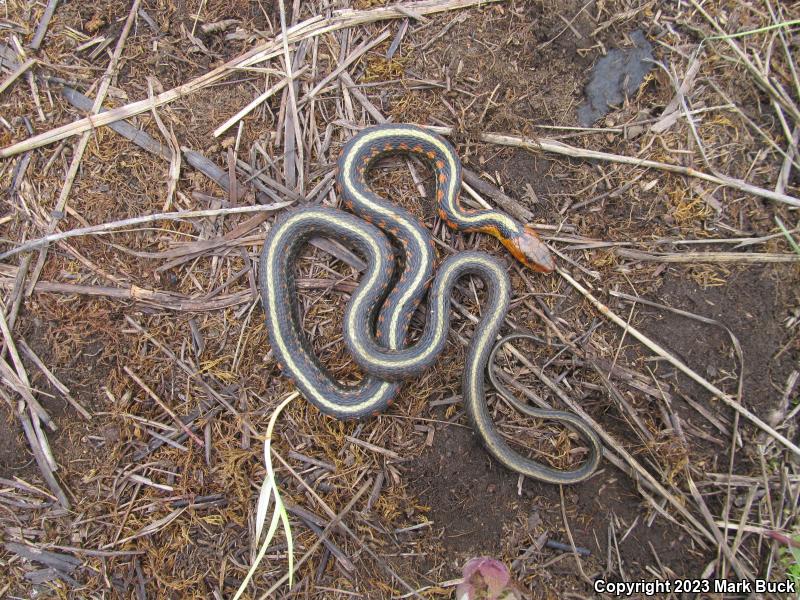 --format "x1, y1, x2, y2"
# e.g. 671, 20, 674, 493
503, 226, 555, 273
